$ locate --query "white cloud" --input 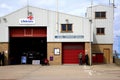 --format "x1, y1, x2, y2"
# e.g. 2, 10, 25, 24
0, 3, 13, 16
58, 0, 91, 16
36, 0, 56, 6
28, 0, 56, 10
0, 3, 12, 10
68, 9, 85, 16
19, 0, 28, 6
